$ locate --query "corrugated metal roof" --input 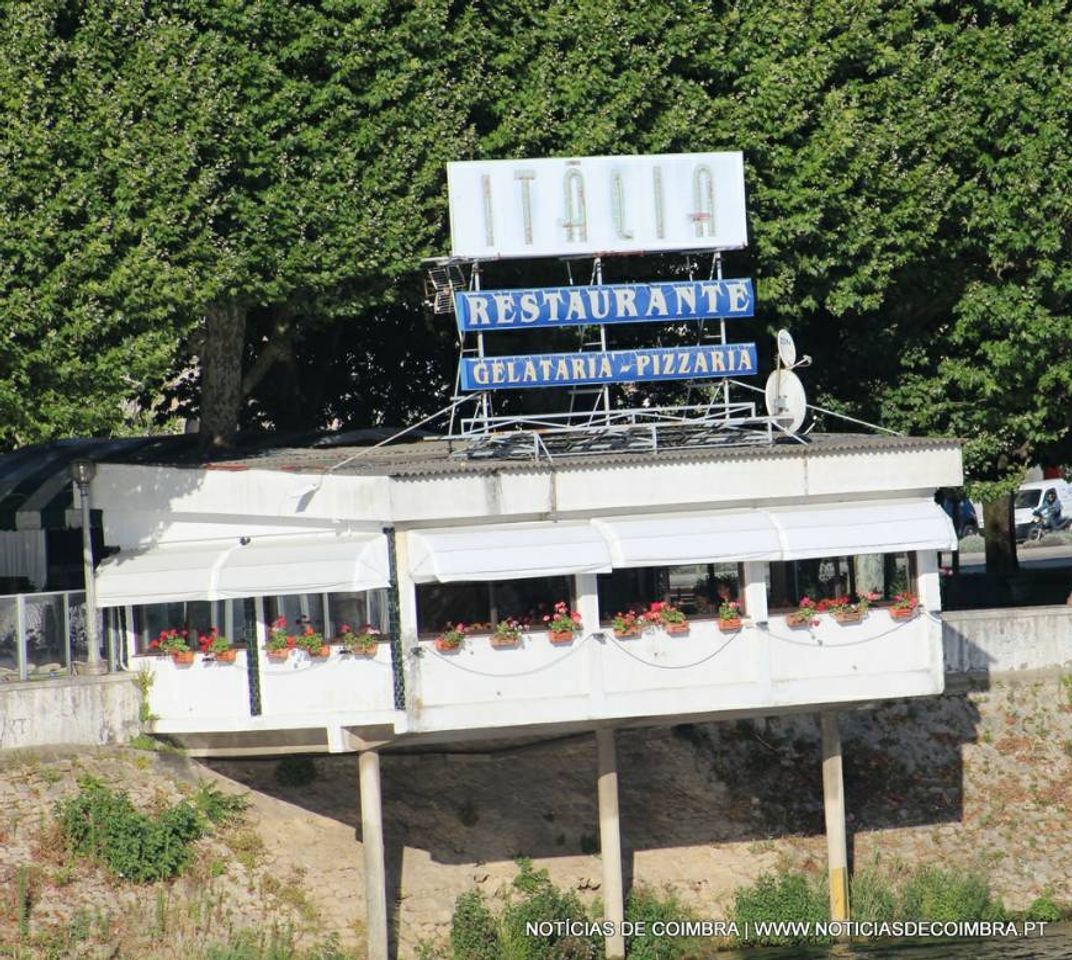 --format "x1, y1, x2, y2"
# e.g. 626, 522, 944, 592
0, 430, 962, 529
184, 432, 962, 480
